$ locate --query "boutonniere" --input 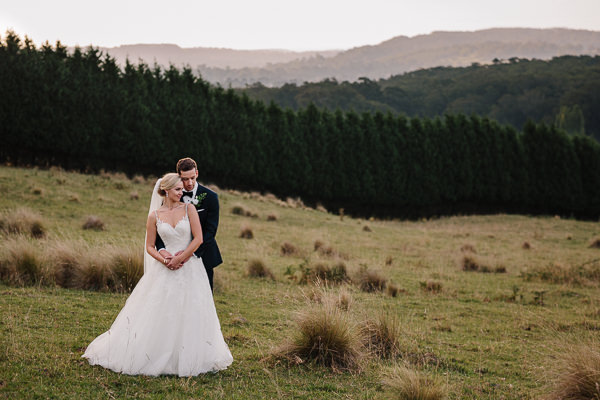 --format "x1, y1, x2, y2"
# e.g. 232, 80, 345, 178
191, 193, 207, 209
